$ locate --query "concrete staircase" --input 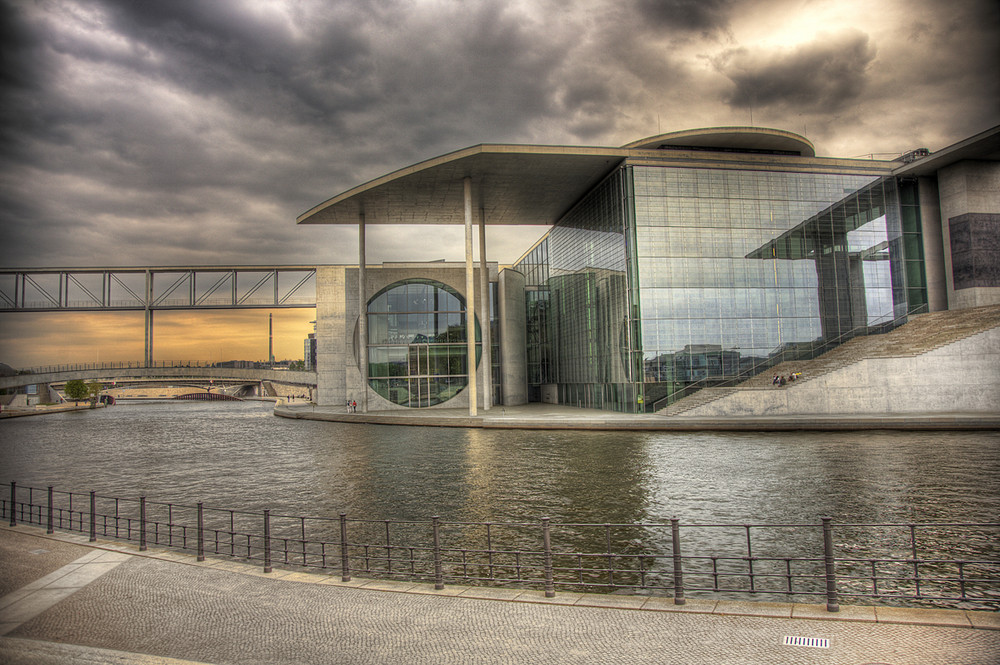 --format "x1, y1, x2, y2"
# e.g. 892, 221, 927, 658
659, 304, 1000, 416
